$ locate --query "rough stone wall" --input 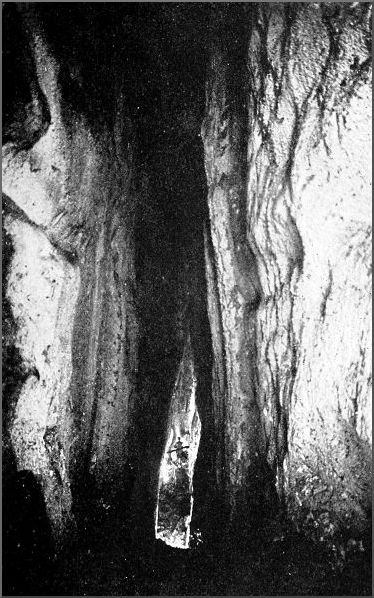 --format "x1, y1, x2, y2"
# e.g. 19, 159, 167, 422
3, 203, 80, 543
203, 48, 269, 521
69, 129, 138, 498
2, 8, 137, 539
203, 2, 372, 545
